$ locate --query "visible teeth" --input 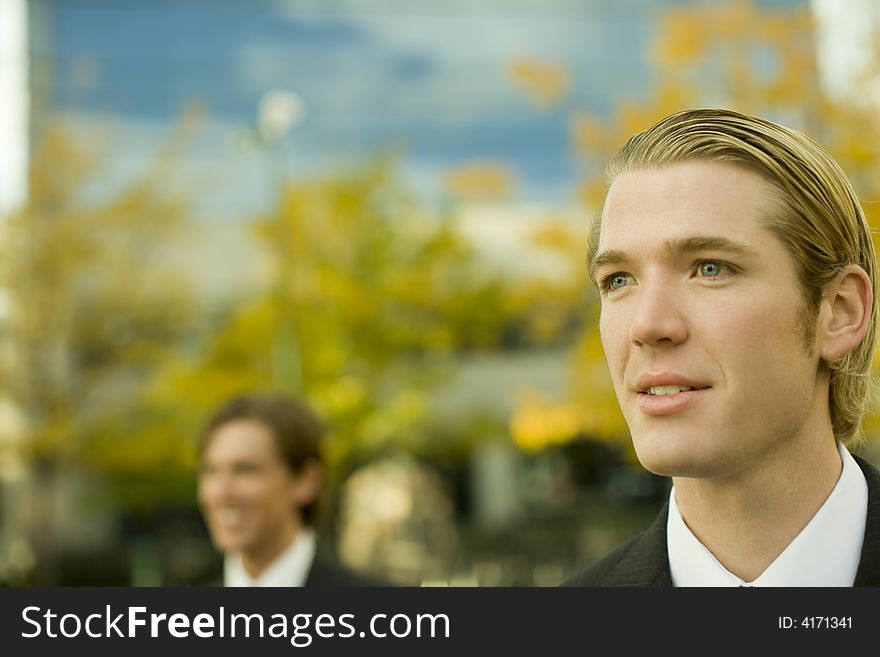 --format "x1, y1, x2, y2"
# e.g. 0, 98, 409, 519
647, 385, 694, 396
217, 510, 244, 523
